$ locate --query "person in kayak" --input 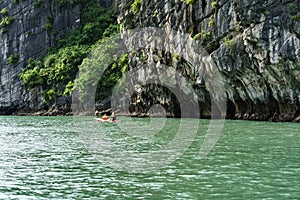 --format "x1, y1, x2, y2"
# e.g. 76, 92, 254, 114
110, 112, 116, 121
102, 113, 109, 120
